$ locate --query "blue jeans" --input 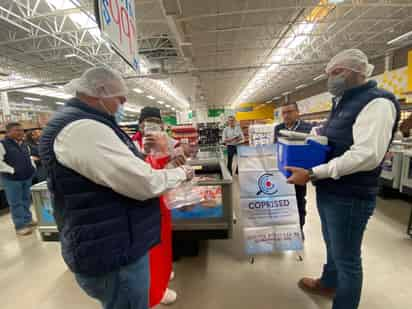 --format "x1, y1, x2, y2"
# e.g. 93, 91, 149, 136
2, 176, 33, 230
317, 190, 375, 309
75, 254, 150, 309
